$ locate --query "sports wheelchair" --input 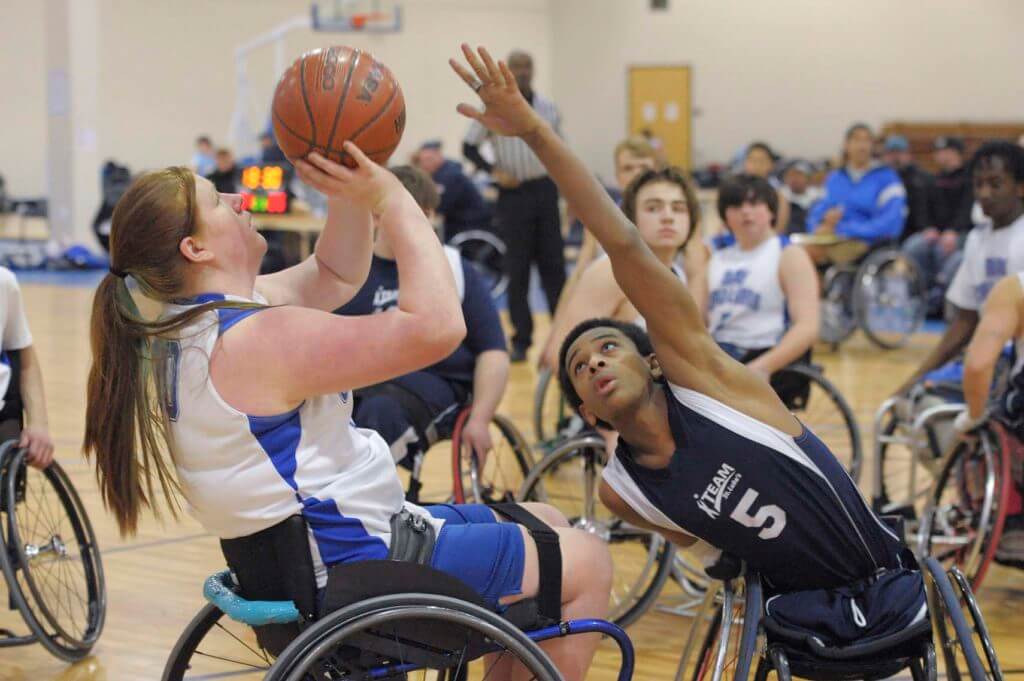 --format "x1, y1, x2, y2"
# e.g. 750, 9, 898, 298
0, 440, 105, 661
377, 391, 536, 508
163, 514, 634, 680
533, 363, 862, 483
674, 550, 1001, 681
791, 234, 927, 350
447, 229, 509, 300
